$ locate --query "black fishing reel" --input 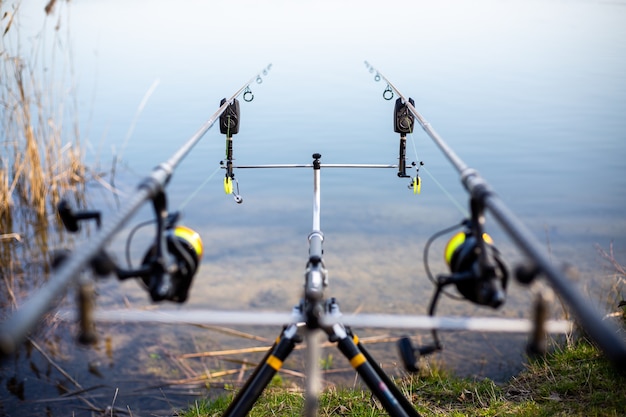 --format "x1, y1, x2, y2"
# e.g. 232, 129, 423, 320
398, 216, 509, 373
56, 199, 204, 304
139, 224, 203, 303
443, 228, 508, 308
